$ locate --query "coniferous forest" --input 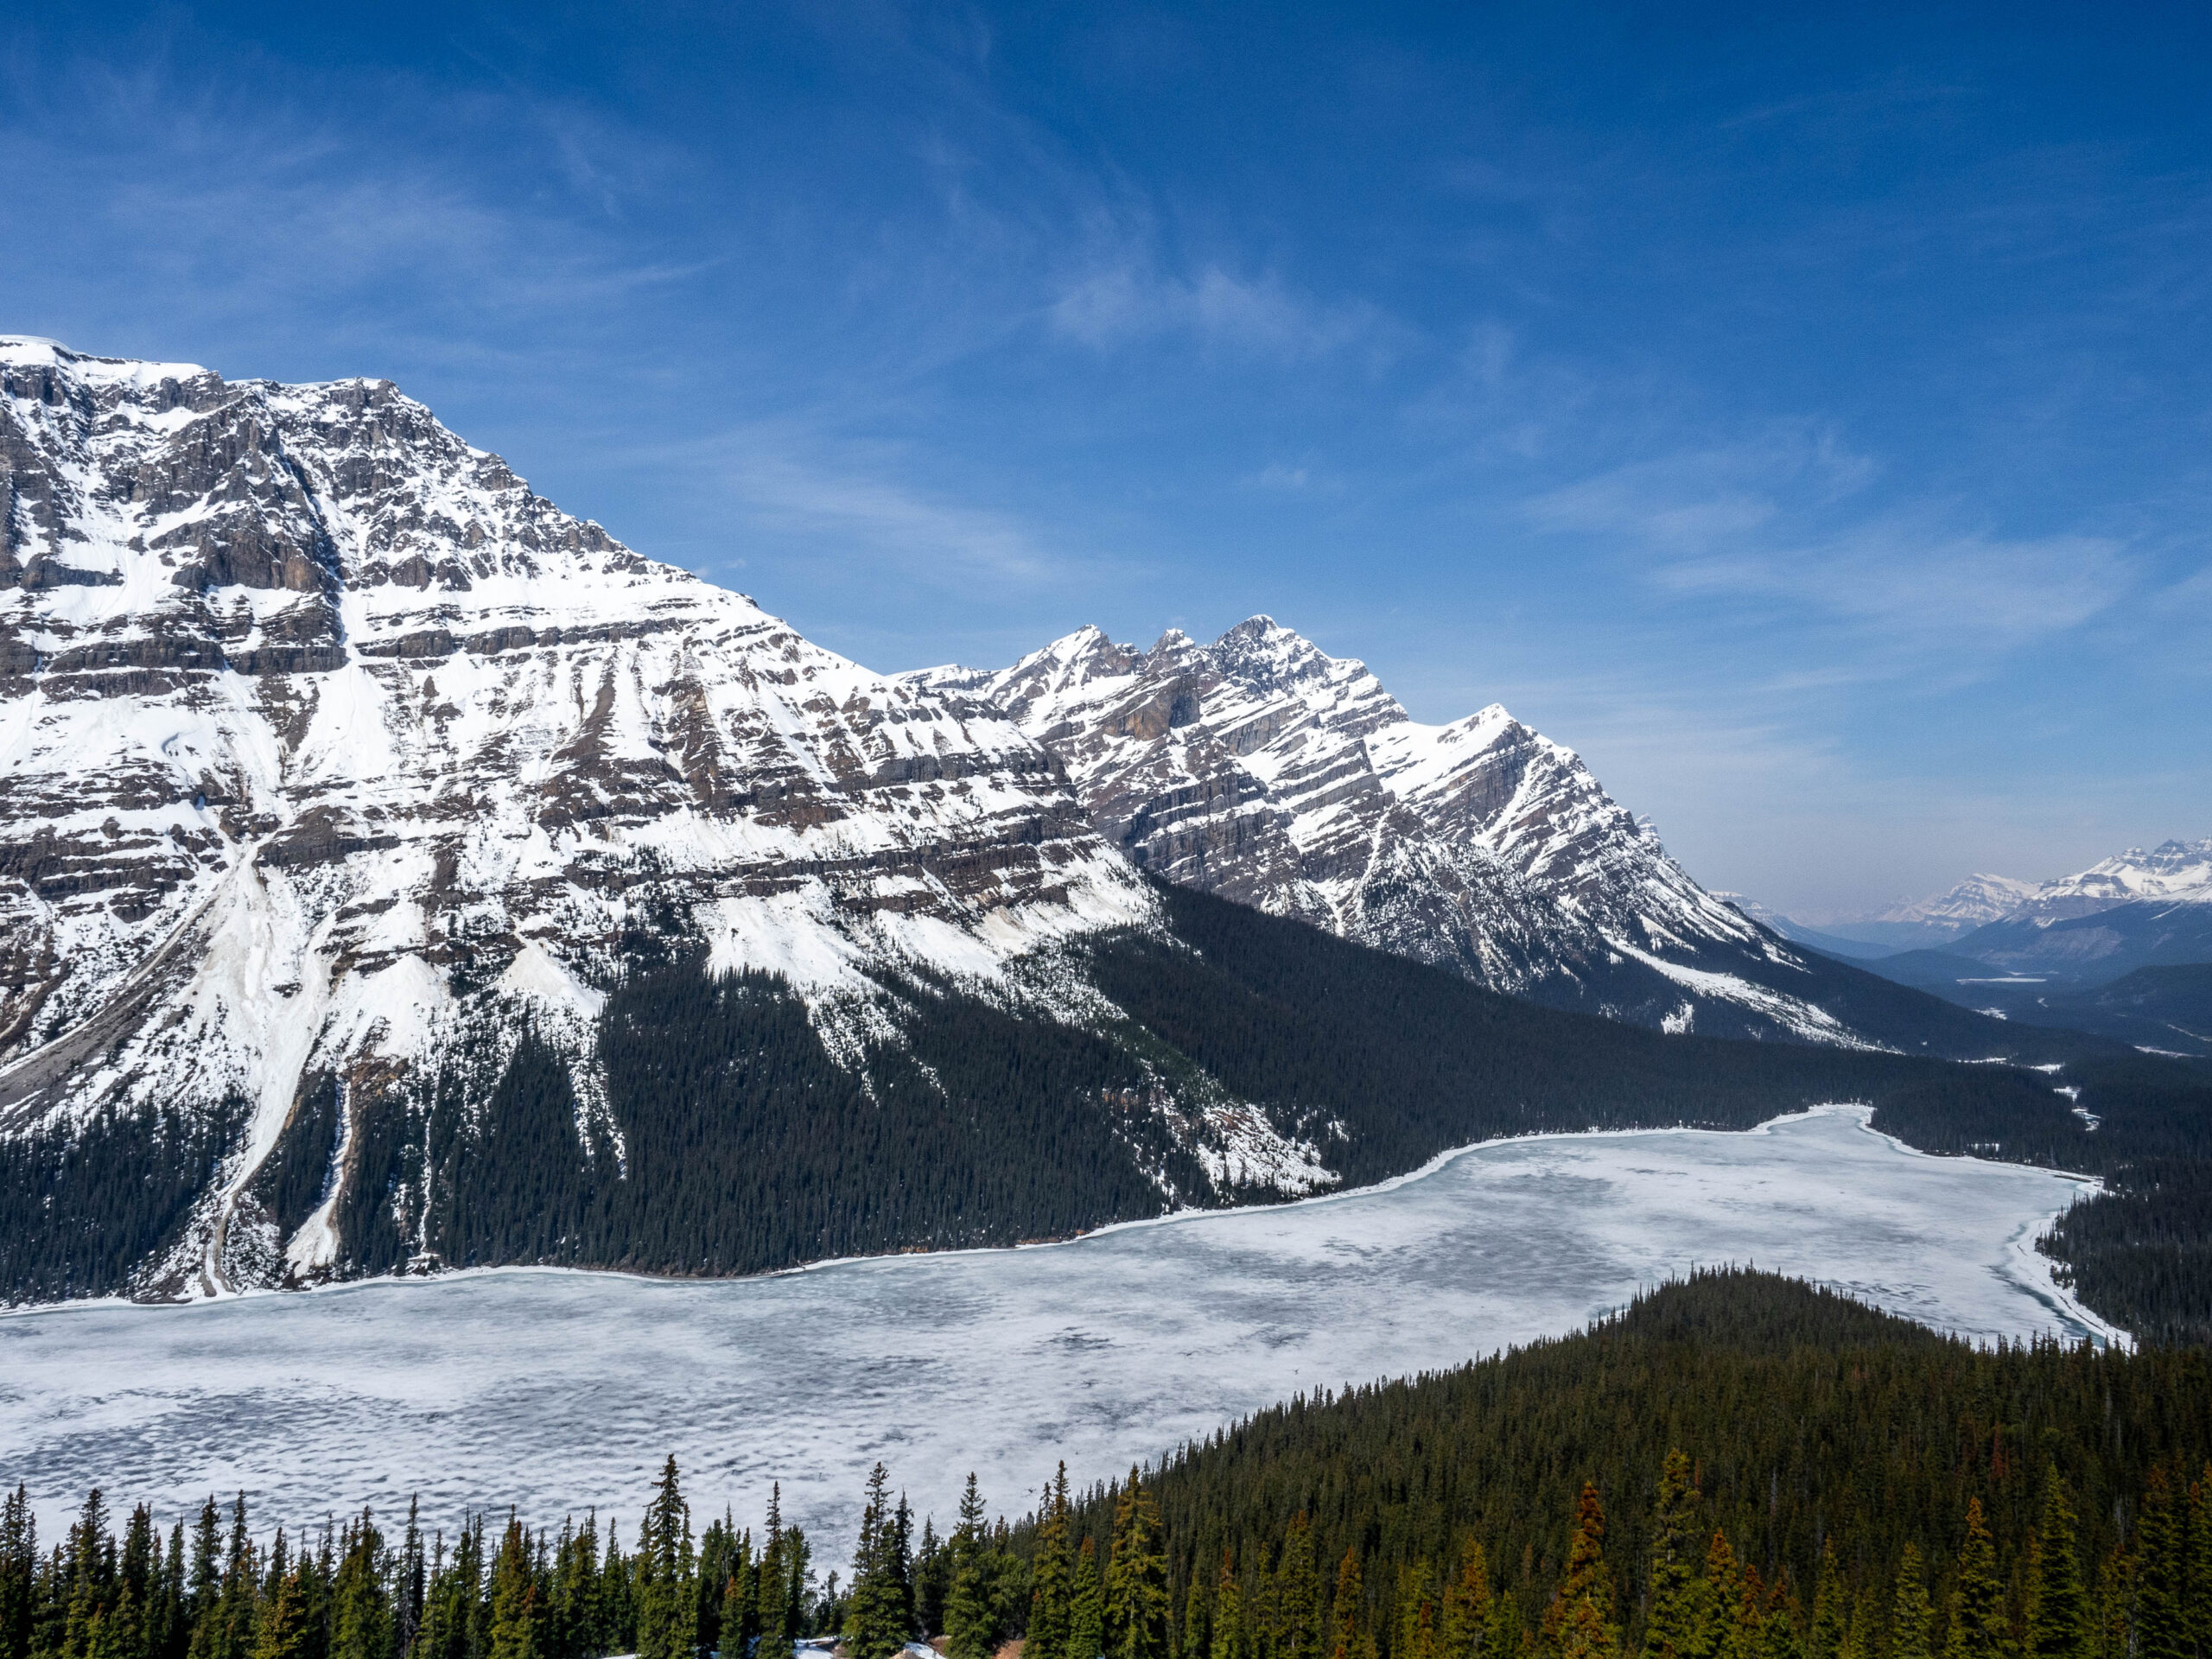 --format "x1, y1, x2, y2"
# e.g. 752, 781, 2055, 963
8, 1274, 2209, 1659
